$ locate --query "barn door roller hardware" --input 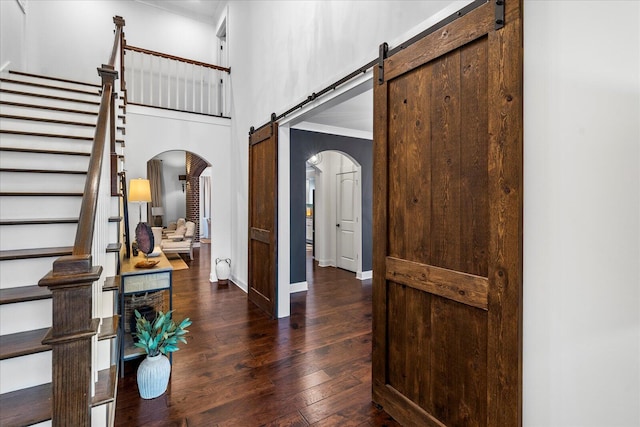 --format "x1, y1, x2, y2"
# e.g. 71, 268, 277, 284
378, 42, 388, 85
495, 0, 505, 29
